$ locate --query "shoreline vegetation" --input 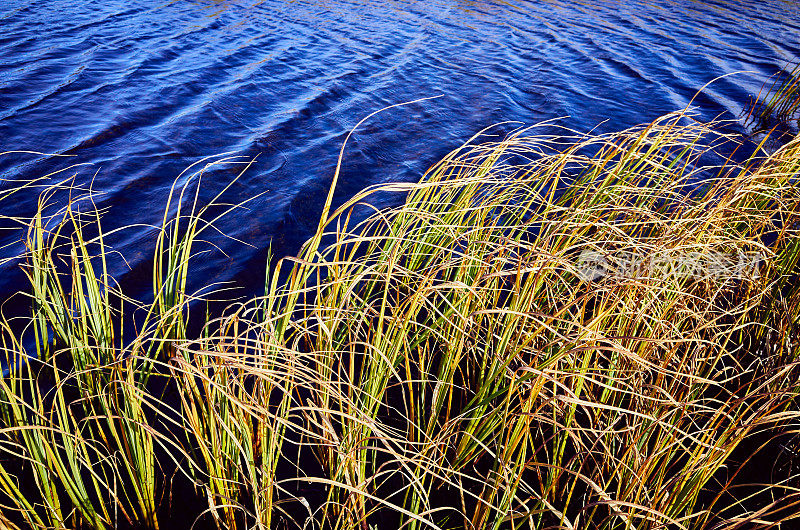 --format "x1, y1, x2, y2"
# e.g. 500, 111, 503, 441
0, 76, 799, 530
